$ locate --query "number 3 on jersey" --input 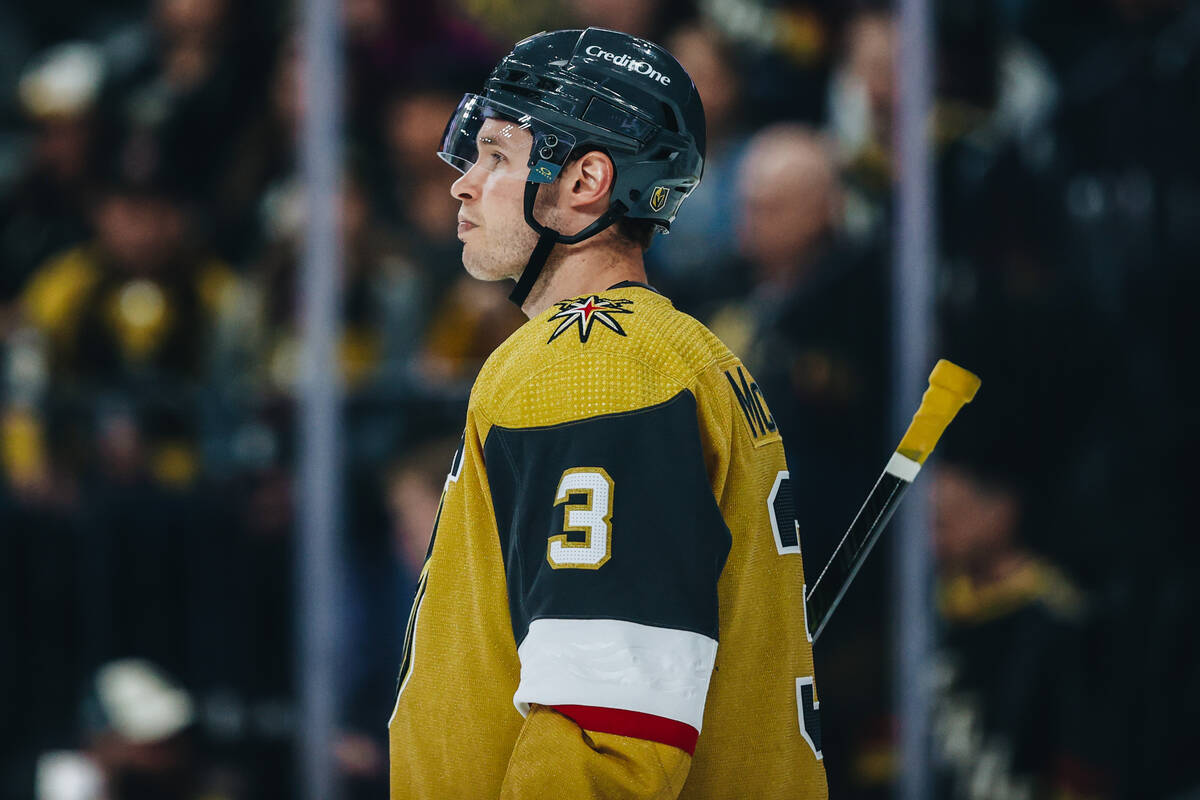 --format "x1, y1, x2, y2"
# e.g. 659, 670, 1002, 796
770, 469, 823, 760
548, 467, 613, 569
